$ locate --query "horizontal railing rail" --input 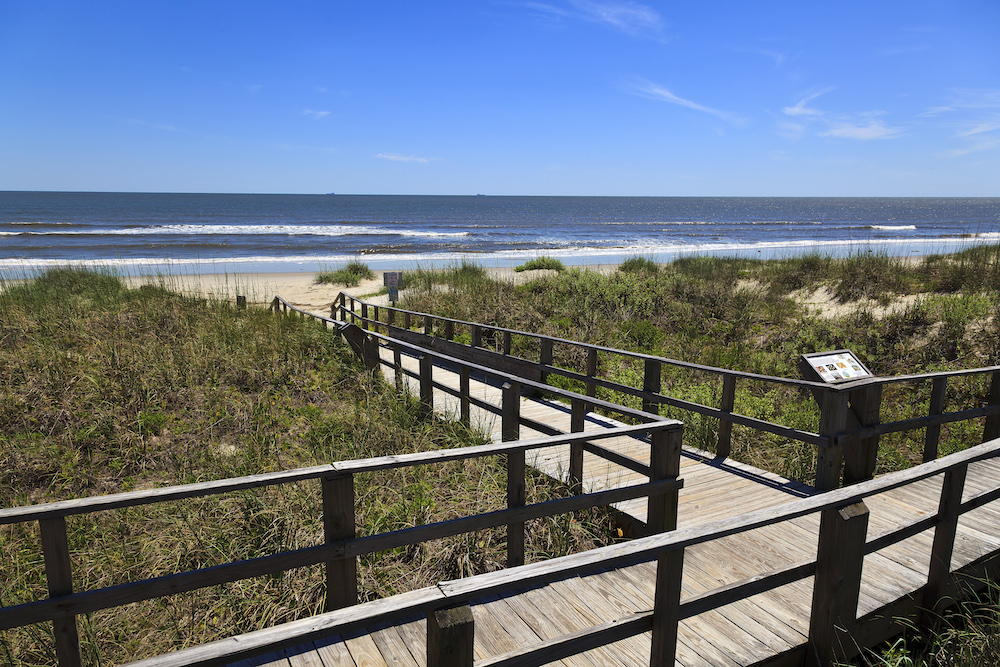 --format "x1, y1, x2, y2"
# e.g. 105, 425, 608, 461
2, 420, 682, 667
335, 292, 1000, 492
124, 435, 1000, 667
